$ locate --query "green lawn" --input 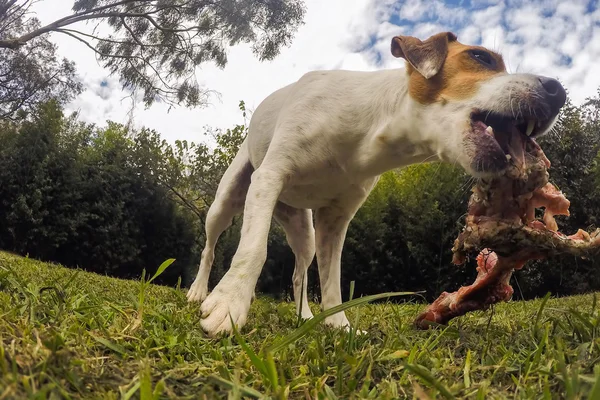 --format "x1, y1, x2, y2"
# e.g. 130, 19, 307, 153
0, 252, 599, 399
